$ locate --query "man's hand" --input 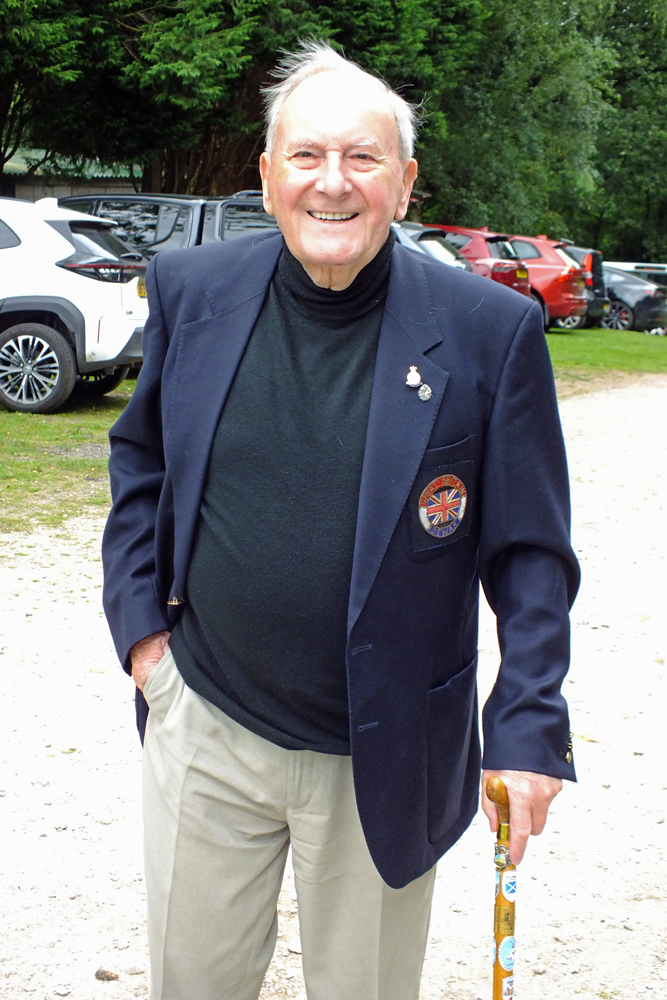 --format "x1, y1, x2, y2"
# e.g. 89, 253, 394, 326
130, 631, 171, 692
481, 768, 562, 865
